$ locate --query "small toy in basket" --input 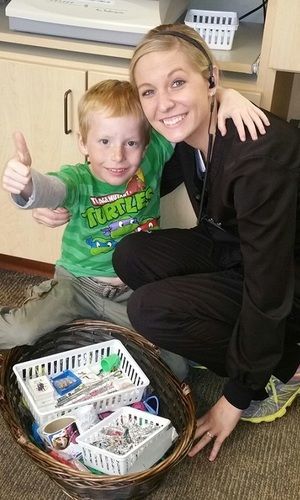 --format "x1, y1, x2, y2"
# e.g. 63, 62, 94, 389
27, 375, 56, 408
50, 369, 82, 396
77, 406, 178, 475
